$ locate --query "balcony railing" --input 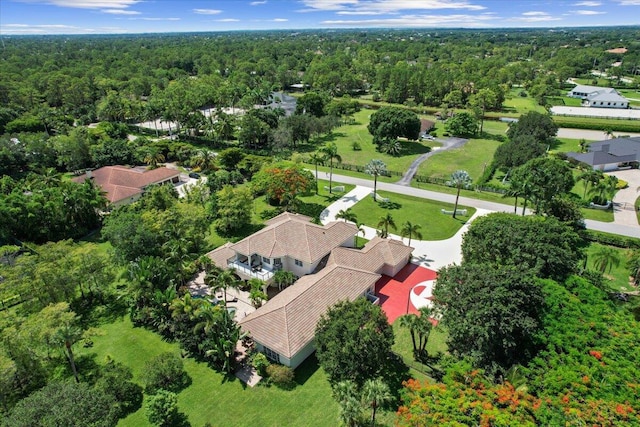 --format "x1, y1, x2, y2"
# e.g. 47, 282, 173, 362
227, 258, 276, 281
